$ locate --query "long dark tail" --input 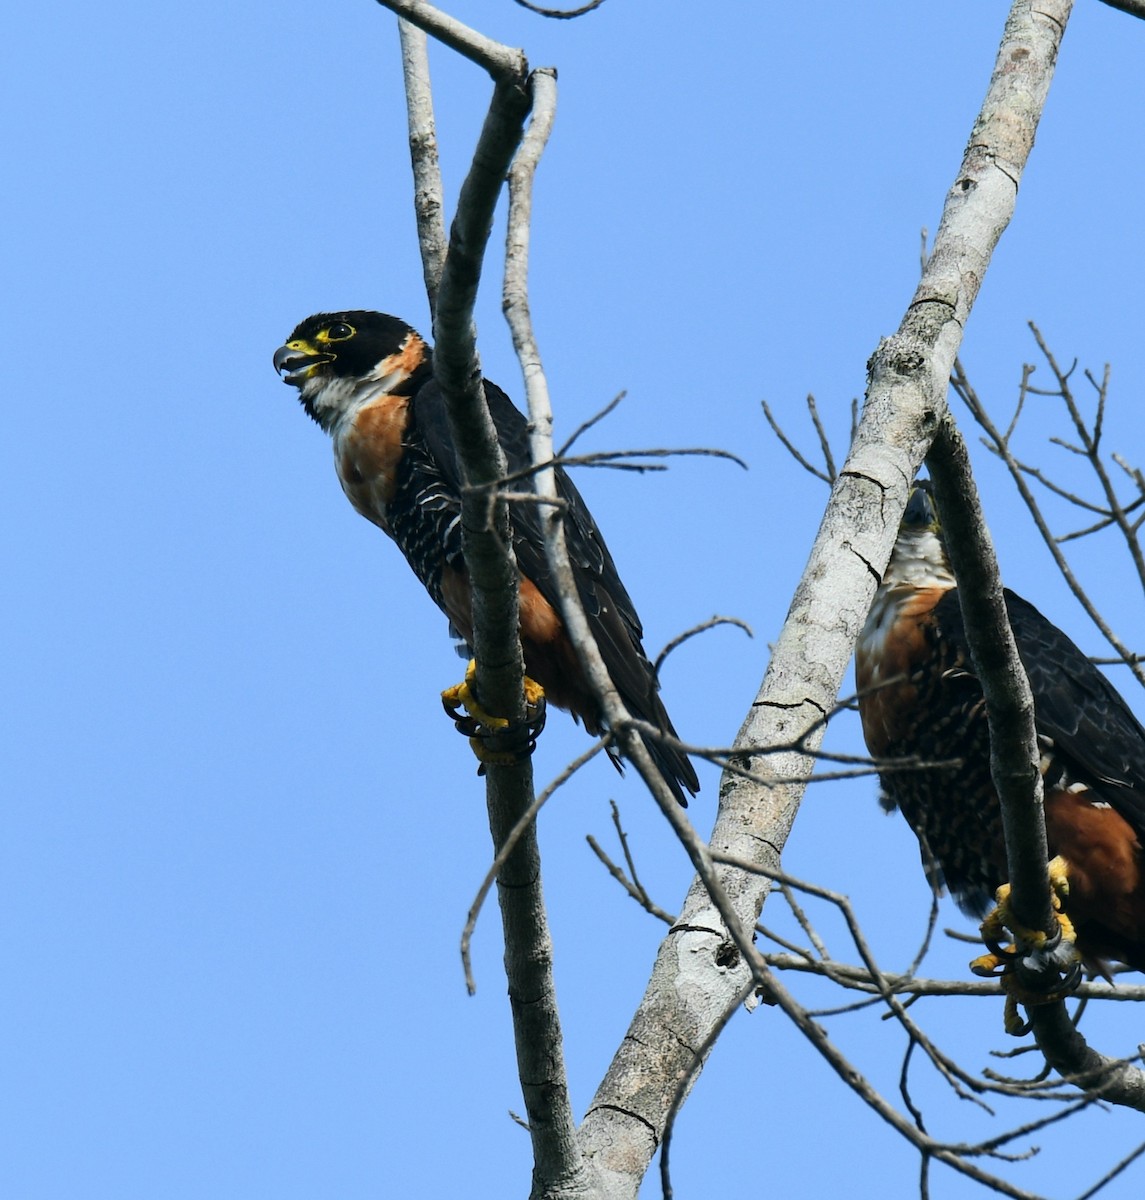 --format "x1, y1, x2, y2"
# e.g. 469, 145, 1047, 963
635, 693, 699, 807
